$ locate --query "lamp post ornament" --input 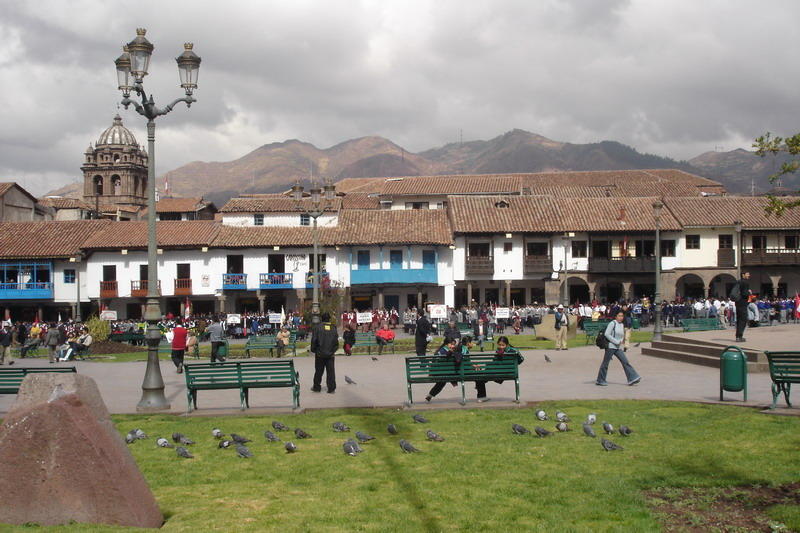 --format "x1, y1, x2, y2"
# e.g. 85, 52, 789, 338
652, 199, 664, 342
115, 28, 201, 412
